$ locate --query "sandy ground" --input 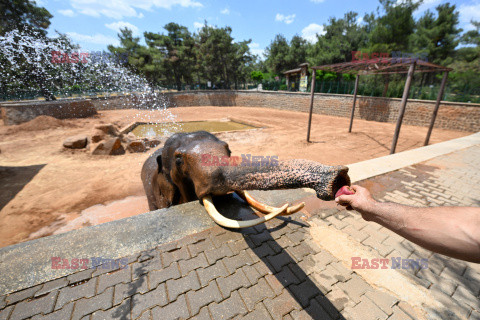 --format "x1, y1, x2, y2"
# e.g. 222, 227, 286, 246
0, 106, 468, 247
